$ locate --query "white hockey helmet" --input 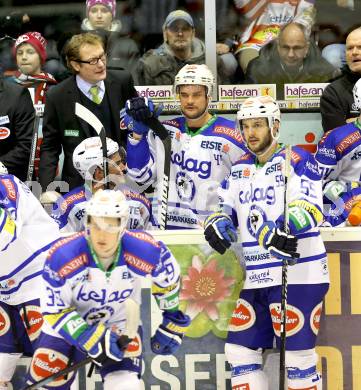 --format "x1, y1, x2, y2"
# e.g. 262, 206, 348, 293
0, 161, 8, 175
86, 189, 129, 232
353, 78, 361, 111
73, 137, 119, 179
174, 64, 215, 97
237, 95, 281, 128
